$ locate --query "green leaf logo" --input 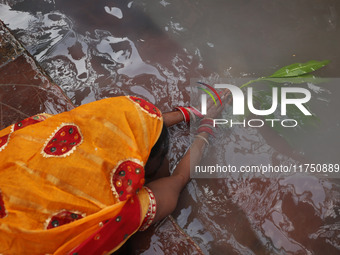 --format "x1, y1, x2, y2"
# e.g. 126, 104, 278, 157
197, 82, 223, 106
